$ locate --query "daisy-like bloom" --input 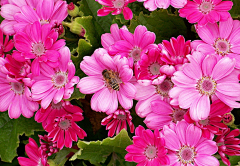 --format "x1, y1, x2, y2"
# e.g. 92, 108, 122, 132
18, 138, 49, 166
109, 25, 156, 67
101, 108, 134, 137
35, 100, 83, 128
39, 135, 59, 157
193, 17, 240, 69
31, 47, 79, 109
0, 29, 14, 57
77, 48, 136, 114
96, 0, 136, 20
137, 0, 186, 11
45, 112, 87, 149
169, 51, 240, 121
125, 125, 170, 165
184, 99, 230, 139
13, 21, 65, 75
216, 128, 240, 166
0, 0, 68, 35
162, 120, 219, 166
0, 57, 39, 119
179, 0, 233, 25
144, 100, 187, 130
